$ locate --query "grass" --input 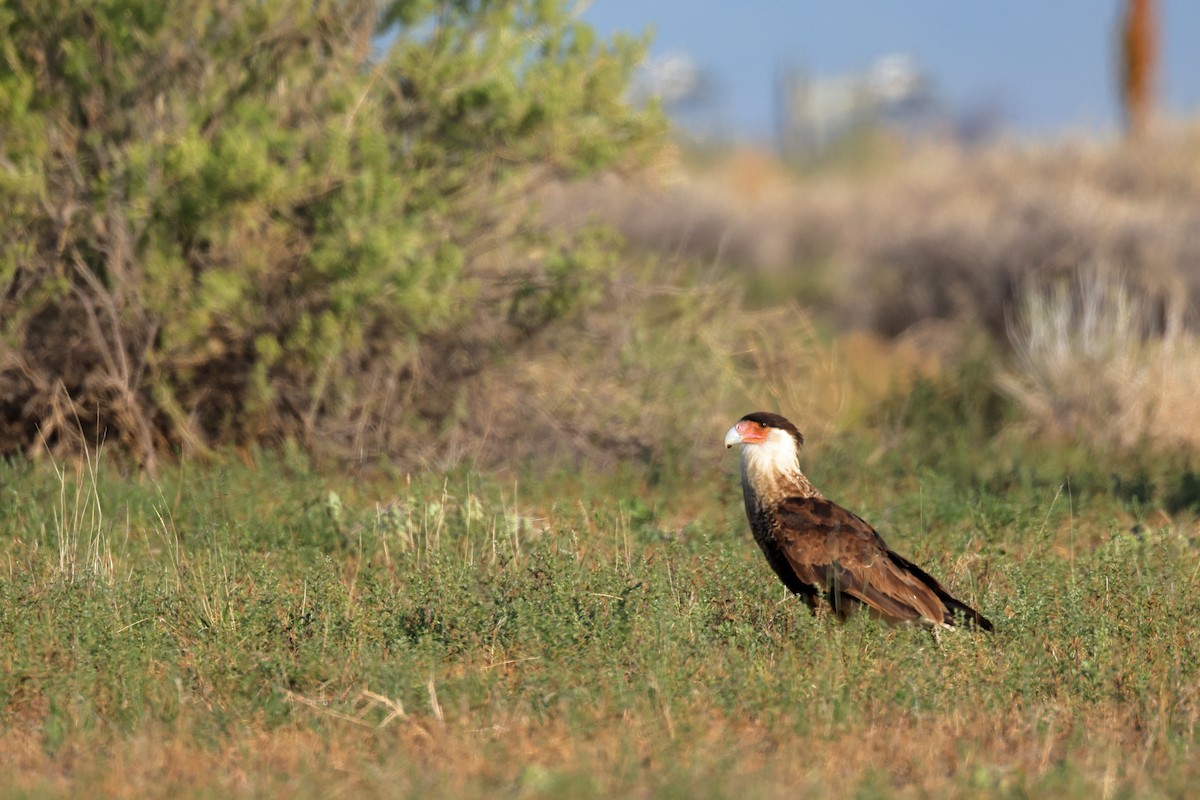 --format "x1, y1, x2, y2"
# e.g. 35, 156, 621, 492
2, 423, 1199, 798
